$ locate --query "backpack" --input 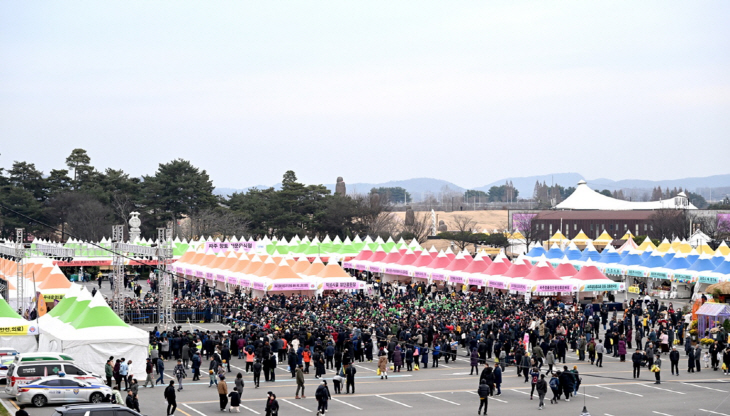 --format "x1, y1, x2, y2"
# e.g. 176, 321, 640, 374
549, 378, 559, 390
